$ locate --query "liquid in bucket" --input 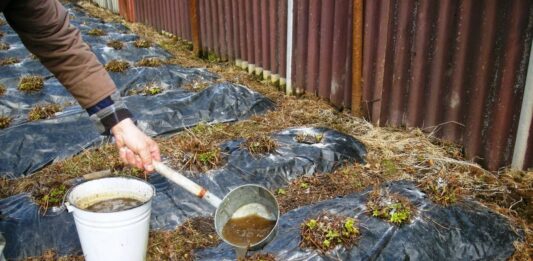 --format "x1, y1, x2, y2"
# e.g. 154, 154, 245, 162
221, 214, 276, 247
84, 197, 143, 213
66, 177, 155, 261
